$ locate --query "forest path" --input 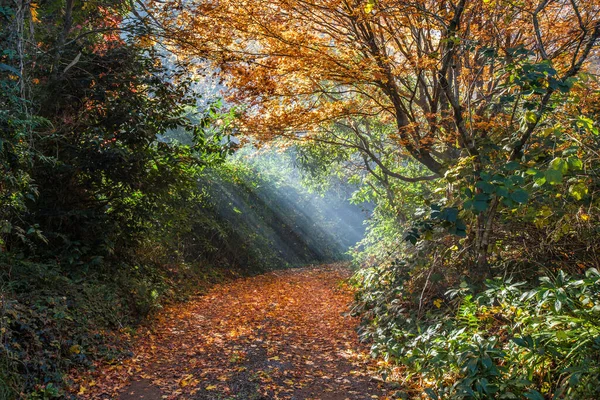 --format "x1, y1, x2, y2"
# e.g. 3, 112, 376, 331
75, 264, 394, 399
